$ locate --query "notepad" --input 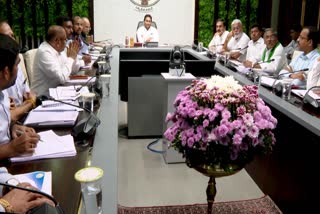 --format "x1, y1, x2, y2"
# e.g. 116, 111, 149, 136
11, 130, 76, 163
14, 171, 52, 195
